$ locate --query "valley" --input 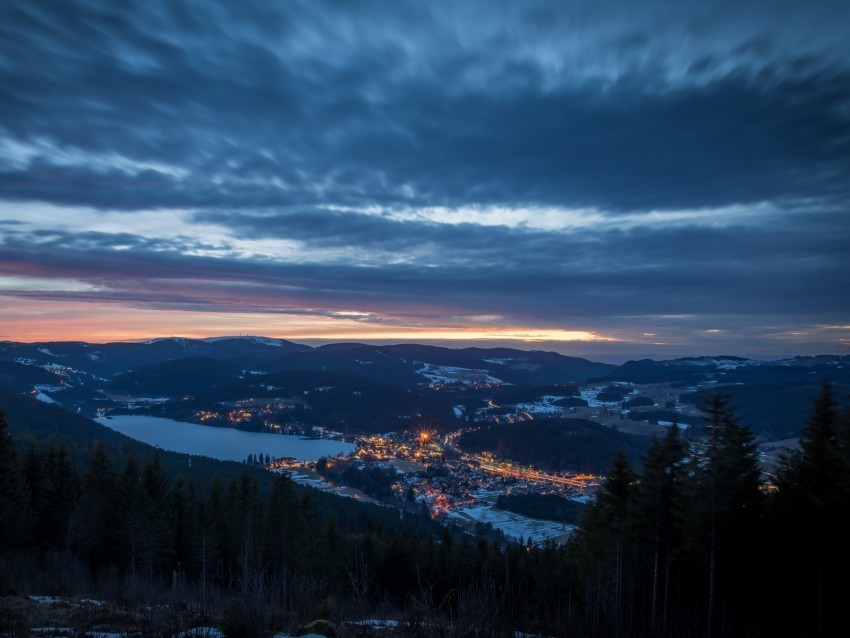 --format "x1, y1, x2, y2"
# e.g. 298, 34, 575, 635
2, 336, 848, 637
3, 336, 847, 542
